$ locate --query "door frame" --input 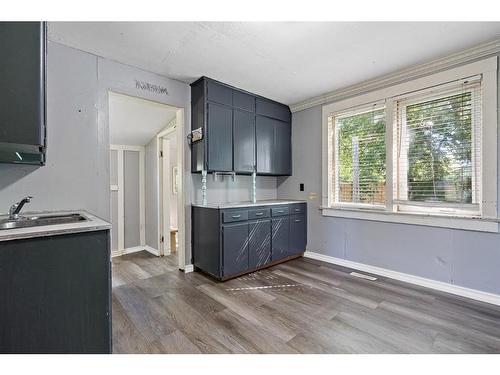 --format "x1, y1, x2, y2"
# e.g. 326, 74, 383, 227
109, 144, 146, 257
157, 108, 186, 270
